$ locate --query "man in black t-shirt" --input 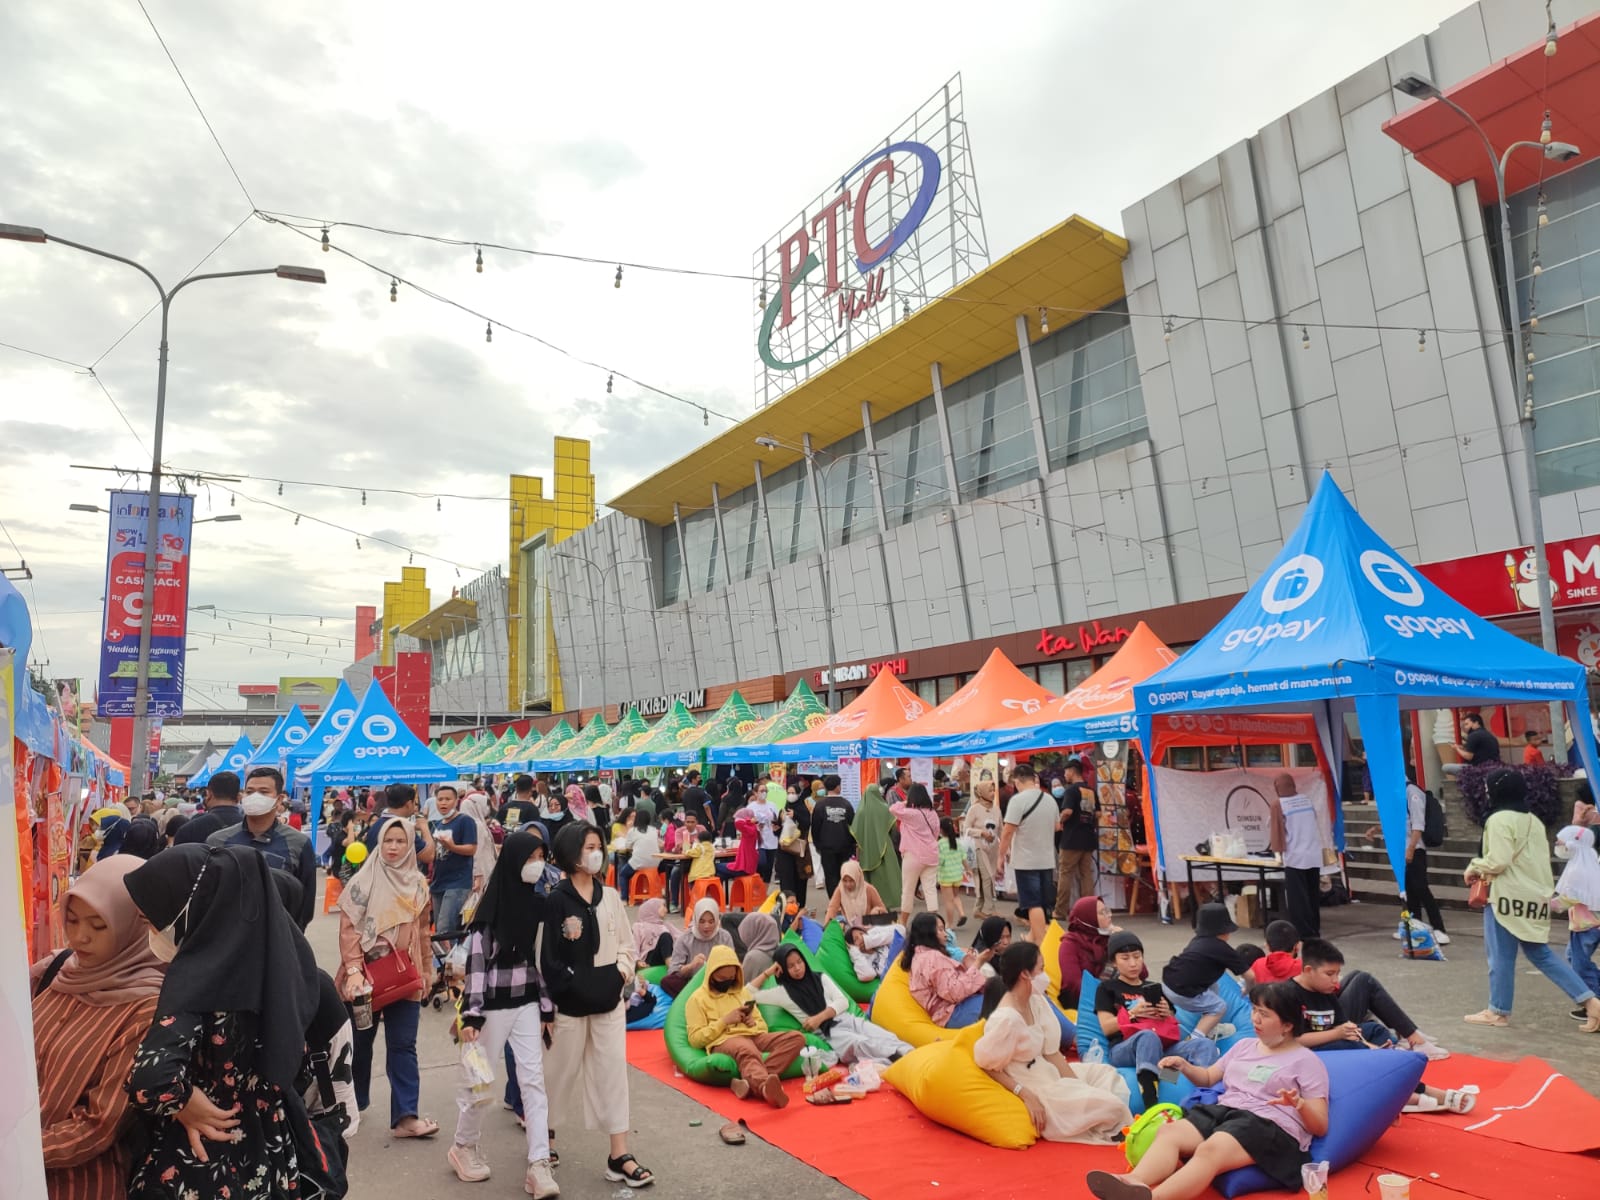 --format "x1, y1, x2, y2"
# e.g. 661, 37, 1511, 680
810, 775, 856, 898
680, 770, 711, 826
1289, 938, 1443, 1057
1095, 932, 1220, 1109
500, 774, 539, 829
1052, 757, 1097, 918
174, 771, 244, 845
1454, 712, 1501, 766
